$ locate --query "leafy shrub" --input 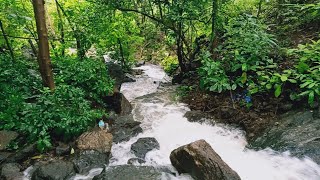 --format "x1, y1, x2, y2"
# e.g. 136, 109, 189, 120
287, 40, 320, 105
0, 55, 111, 151
19, 85, 104, 151
199, 51, 234, 93
199, 15, 278, 93
53, 57, 114, 101
161, 55, 179, 75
